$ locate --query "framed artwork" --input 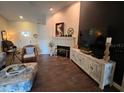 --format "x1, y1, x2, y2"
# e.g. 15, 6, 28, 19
56, 22, 64, 37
